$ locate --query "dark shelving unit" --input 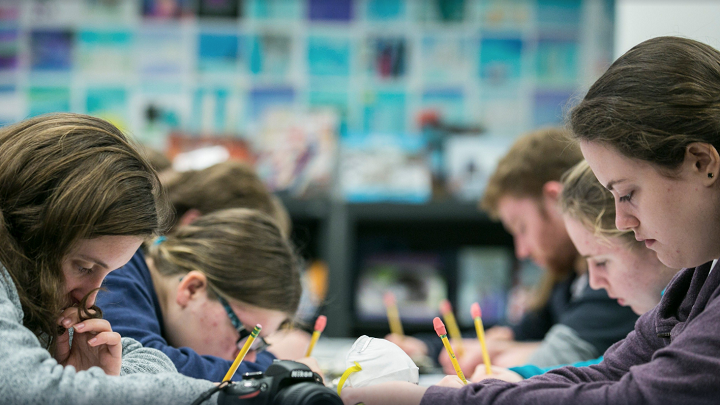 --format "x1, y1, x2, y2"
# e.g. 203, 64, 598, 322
279, 196, 514, 337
